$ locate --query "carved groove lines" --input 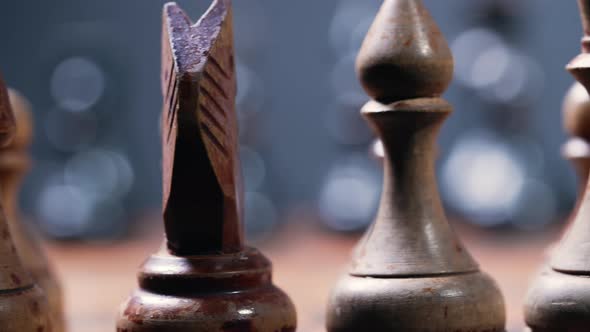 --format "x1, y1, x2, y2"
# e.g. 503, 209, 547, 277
200, 121, 229, 156
207, 55, 231, 80
198, 55, 232, 159
164, 59, 179, 142
202, 70, 229, 100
